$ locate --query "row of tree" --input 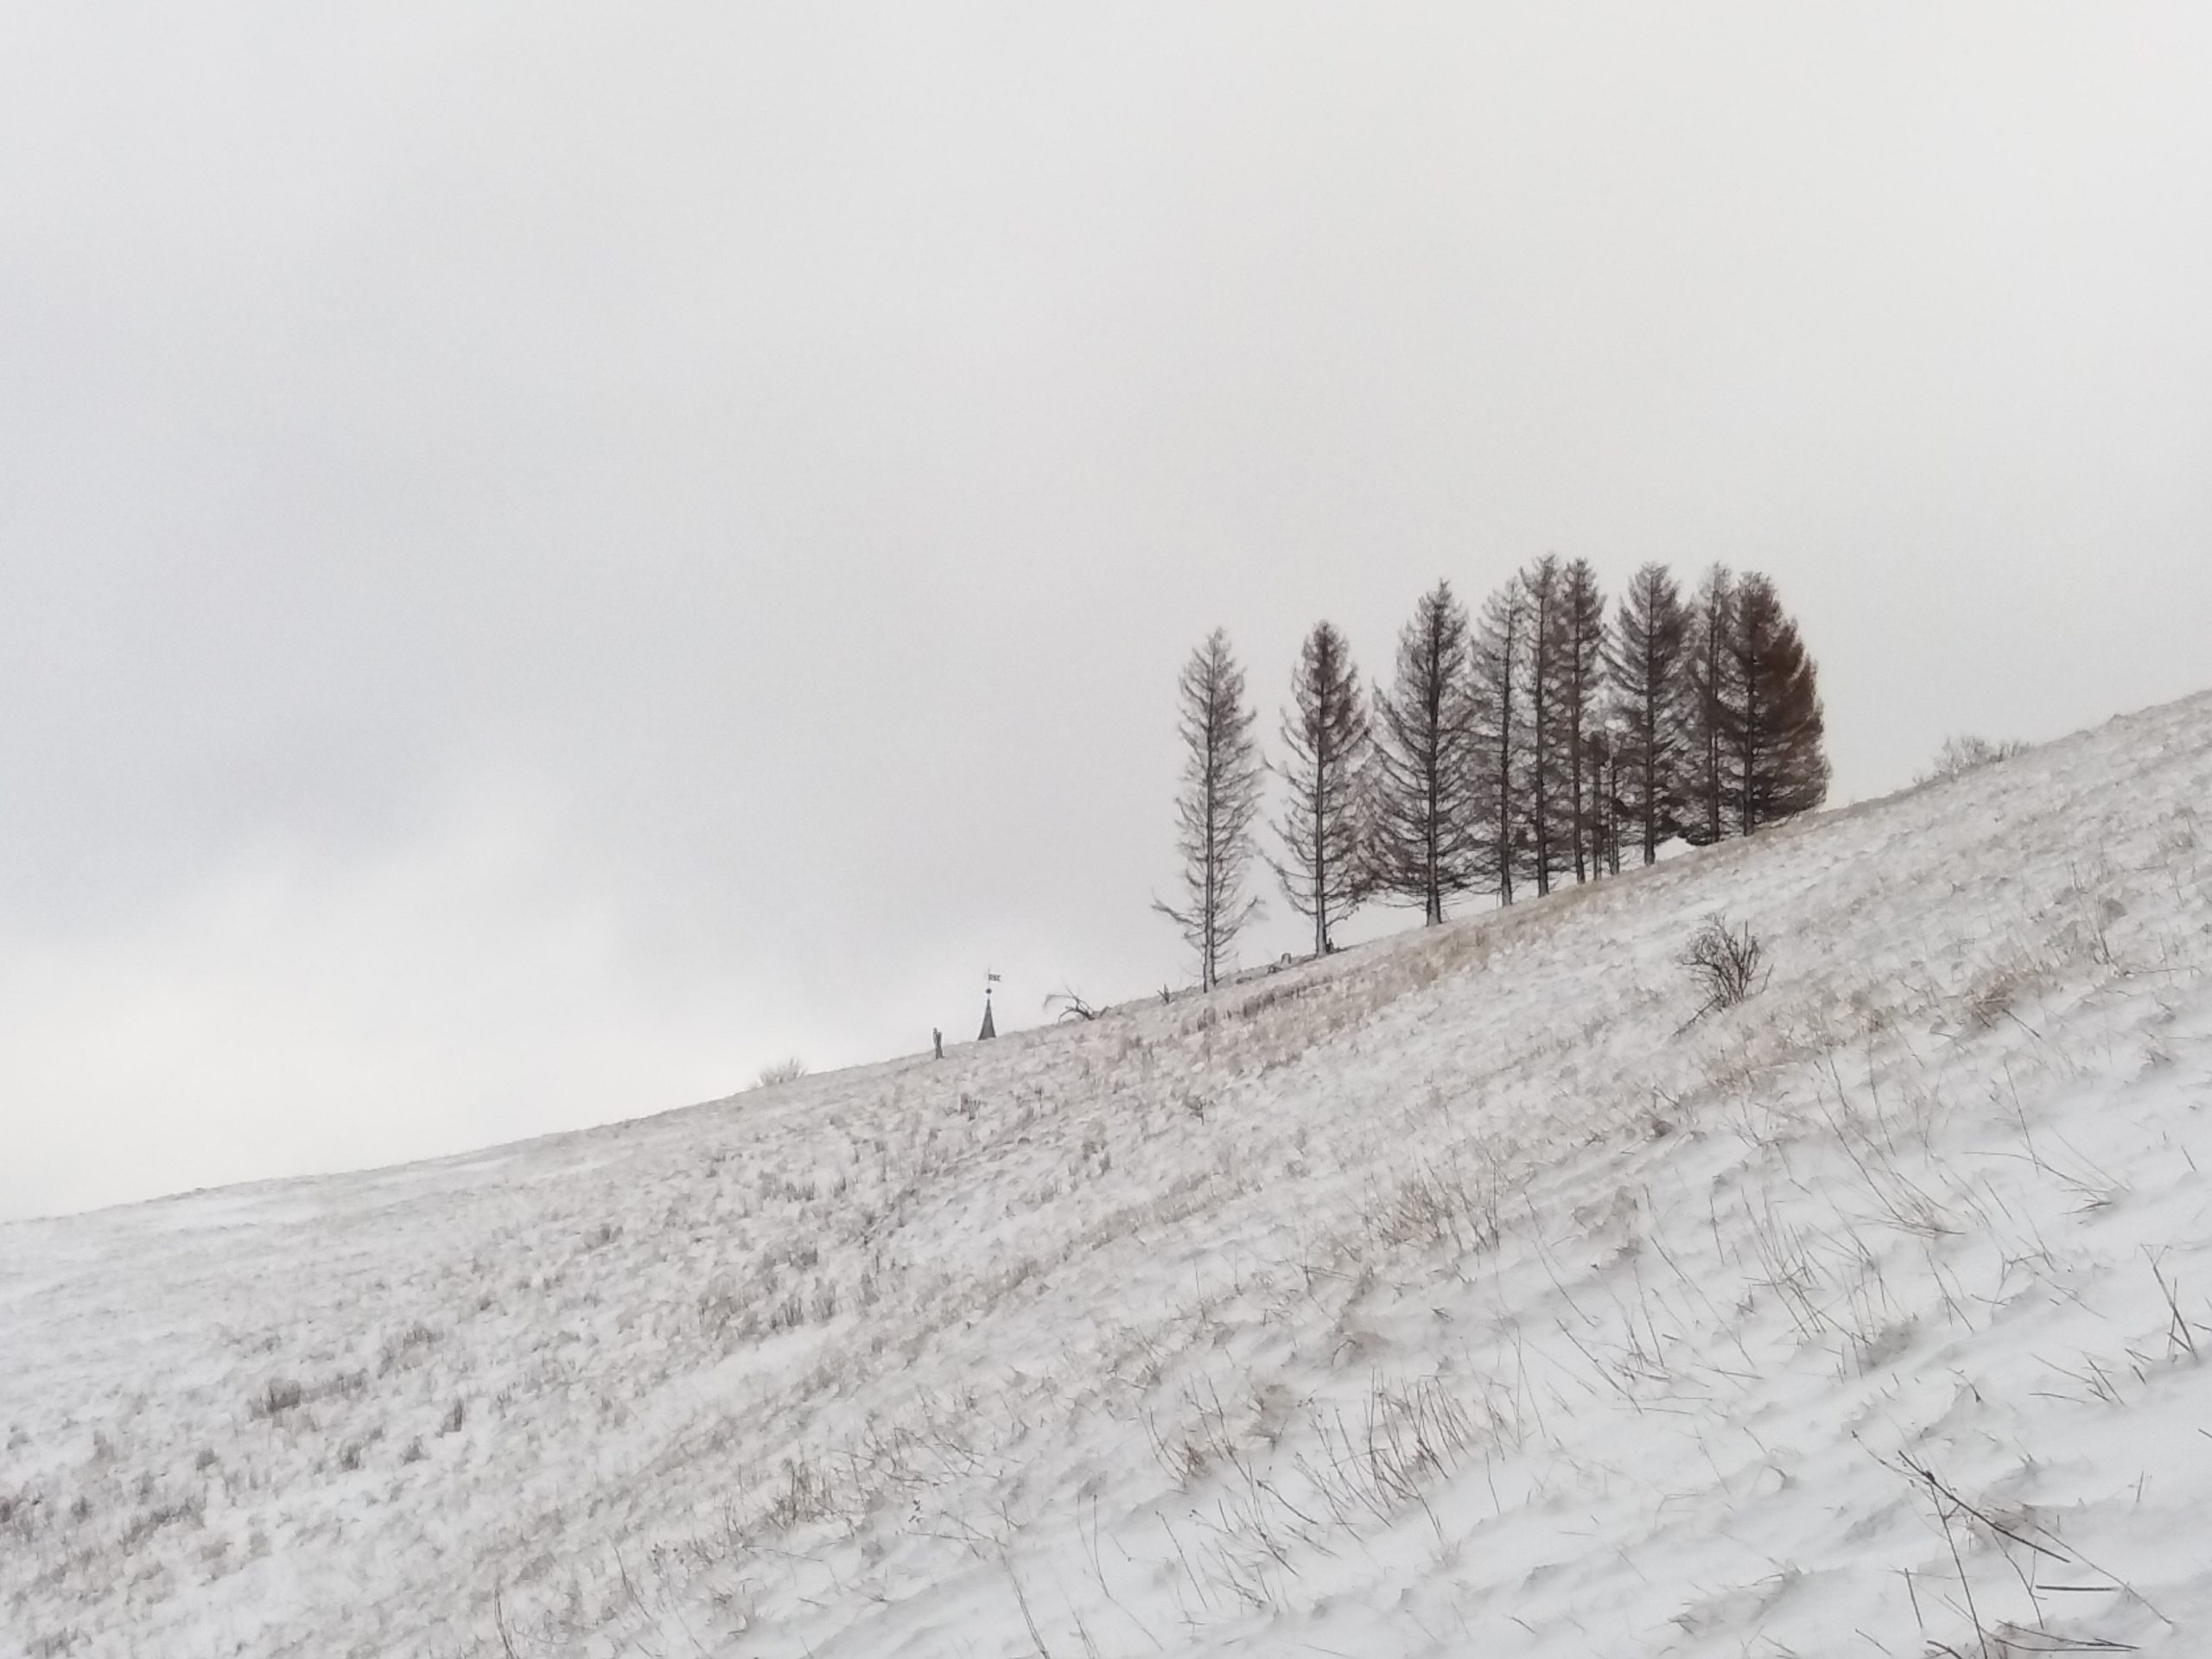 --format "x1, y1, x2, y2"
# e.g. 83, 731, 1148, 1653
1158, 561, 1829, 988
